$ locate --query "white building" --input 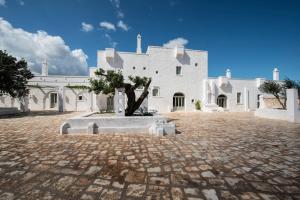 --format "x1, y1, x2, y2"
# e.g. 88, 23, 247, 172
0, 35, 280, 113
